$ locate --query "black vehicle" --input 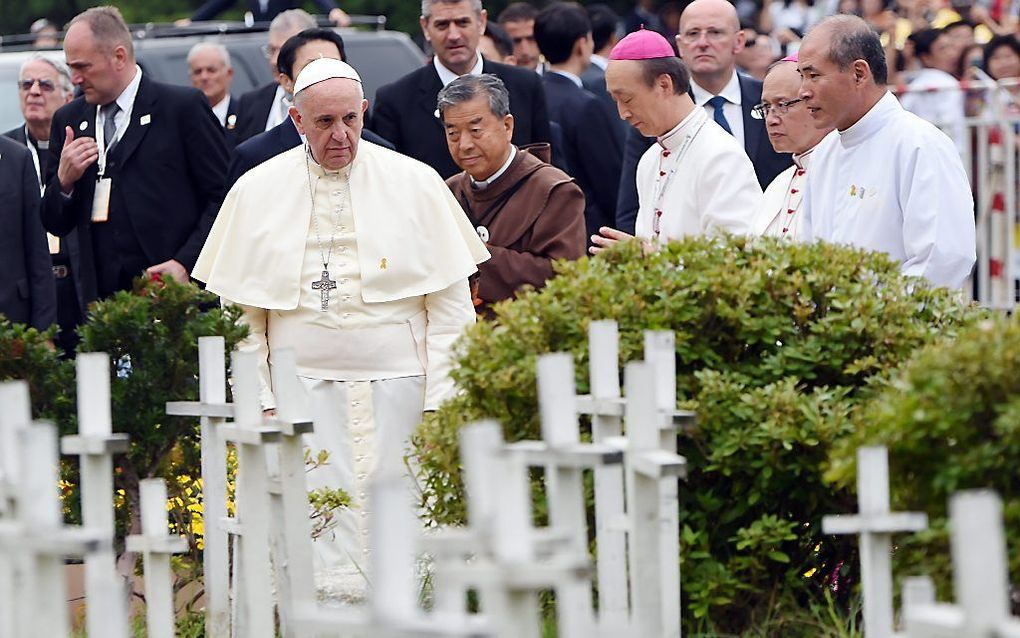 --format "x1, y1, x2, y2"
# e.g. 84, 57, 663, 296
0, 19, 424, 131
